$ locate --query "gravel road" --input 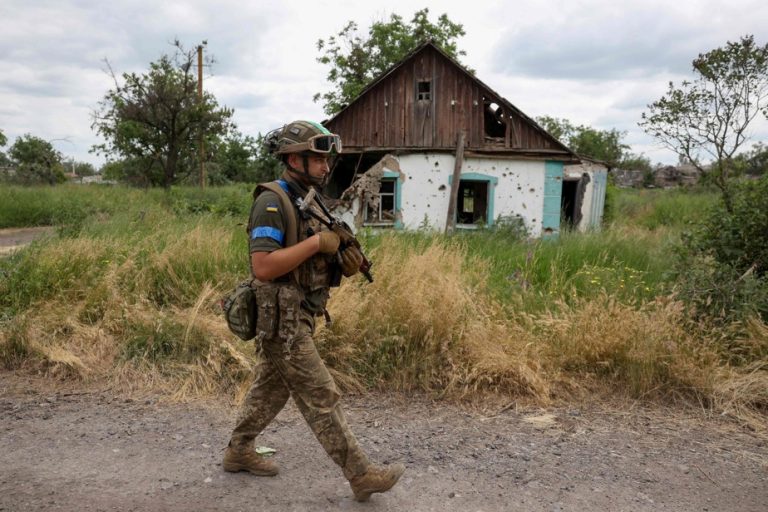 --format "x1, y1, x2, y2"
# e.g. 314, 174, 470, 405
1, 373, 766, 512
